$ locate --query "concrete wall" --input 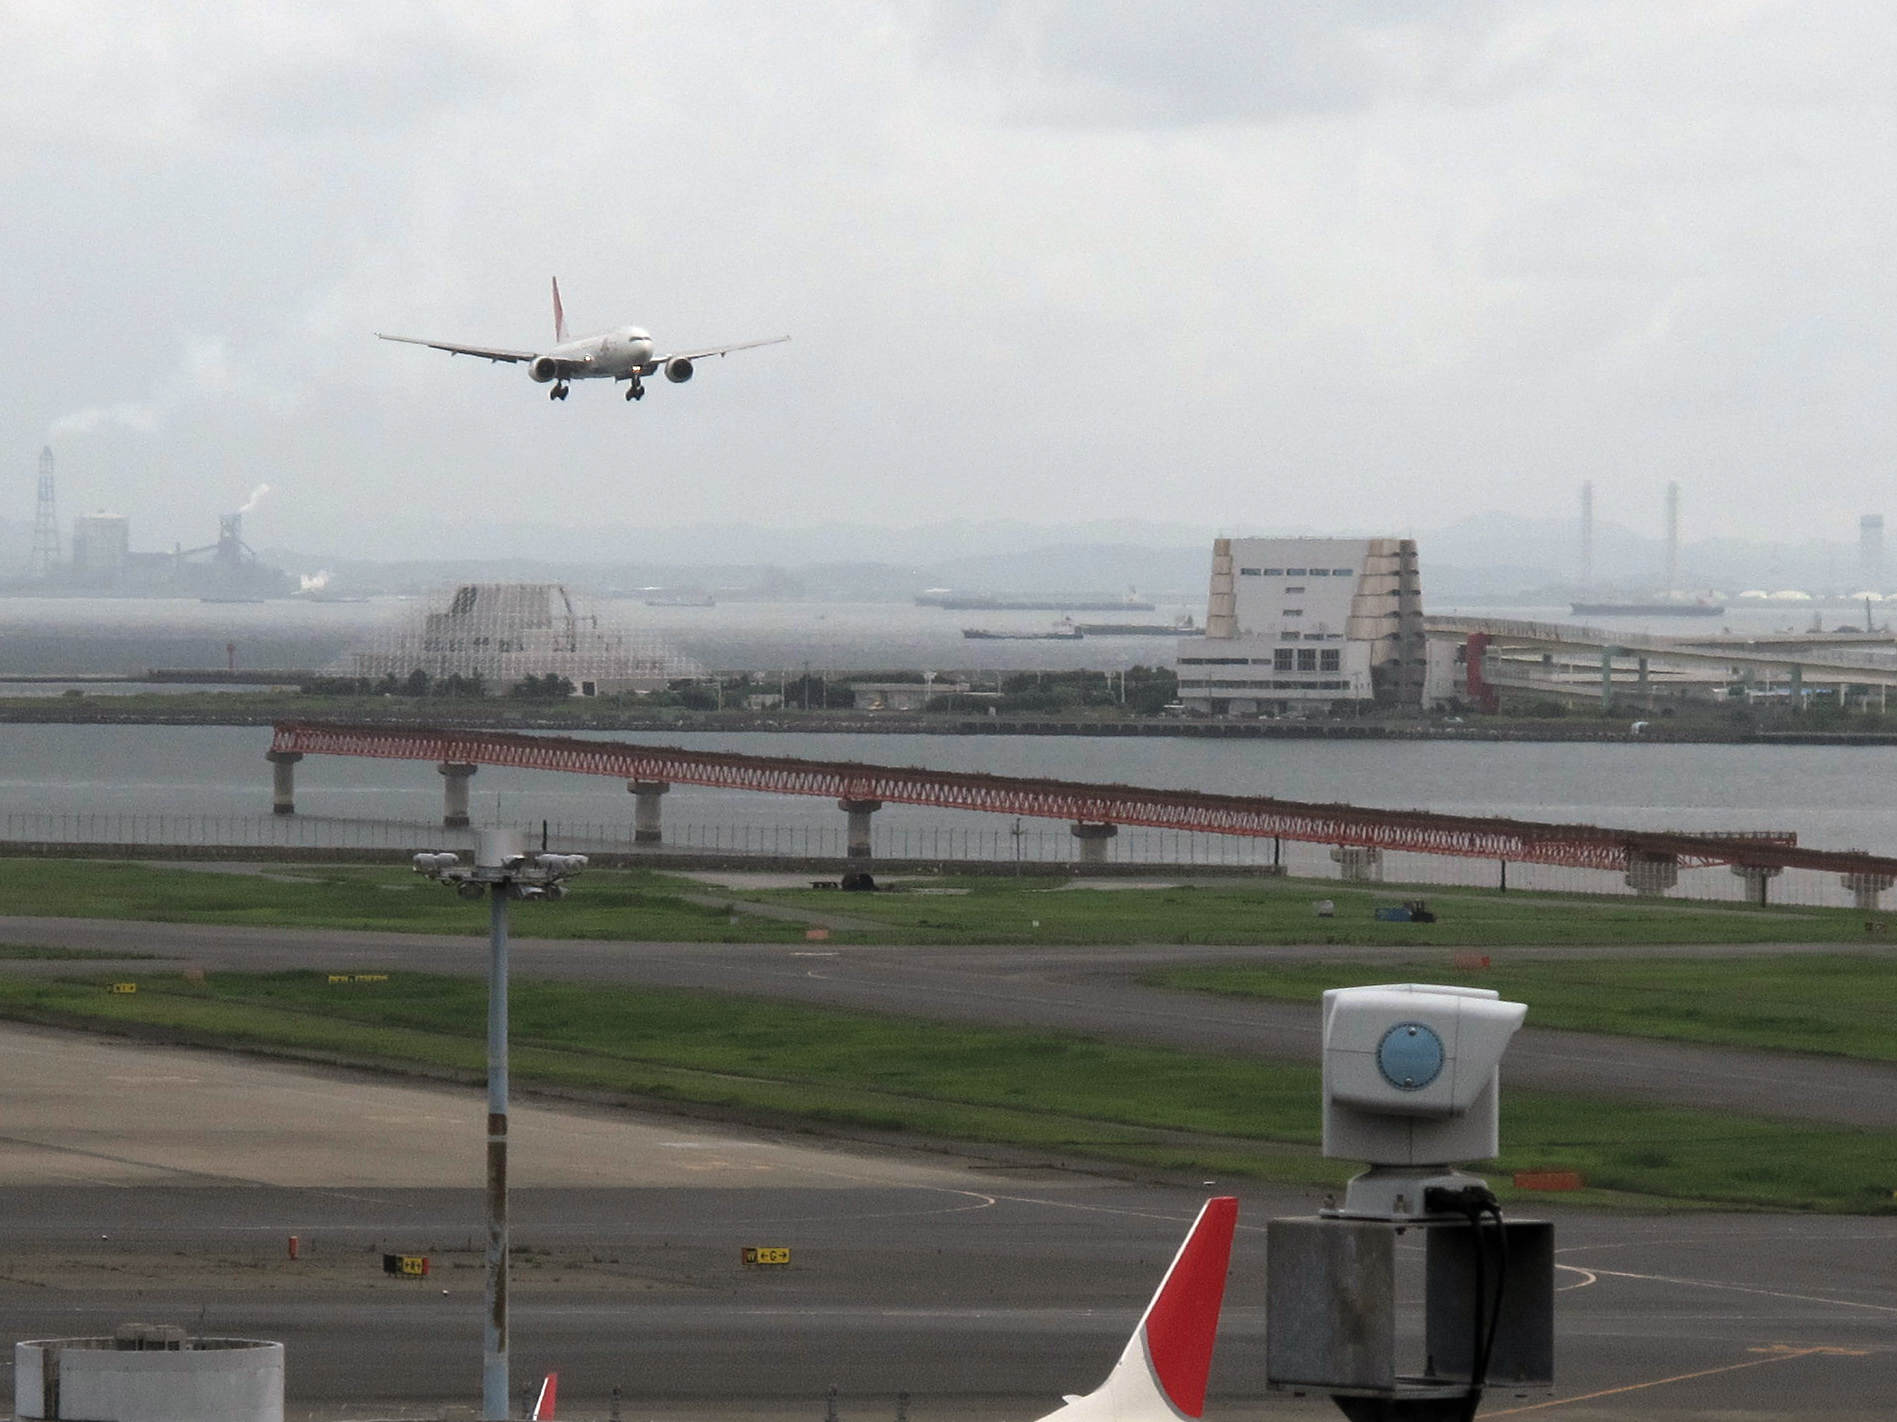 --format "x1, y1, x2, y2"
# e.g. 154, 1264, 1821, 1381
16, 1338, 284, 1422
